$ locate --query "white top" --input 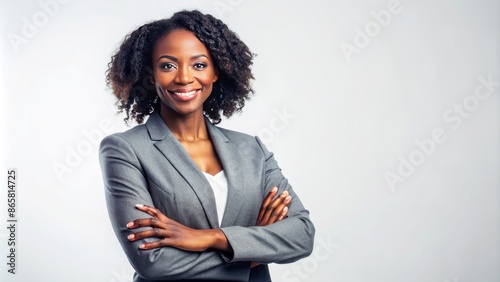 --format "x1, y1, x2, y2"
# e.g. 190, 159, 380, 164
202, 170, 228, 227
